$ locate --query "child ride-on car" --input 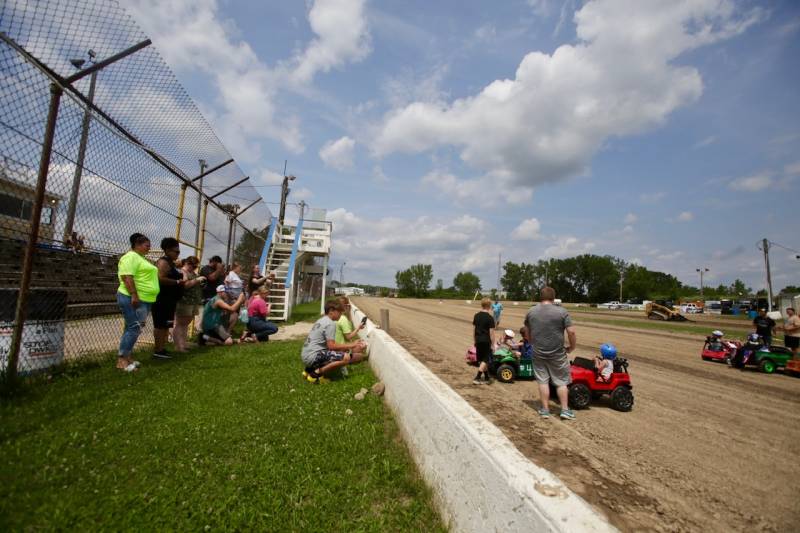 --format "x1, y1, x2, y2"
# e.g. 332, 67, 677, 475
563, 350, 634, 412
491, 346, 534, 383
701, 330, 740, 364
729, 334, 792, 374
